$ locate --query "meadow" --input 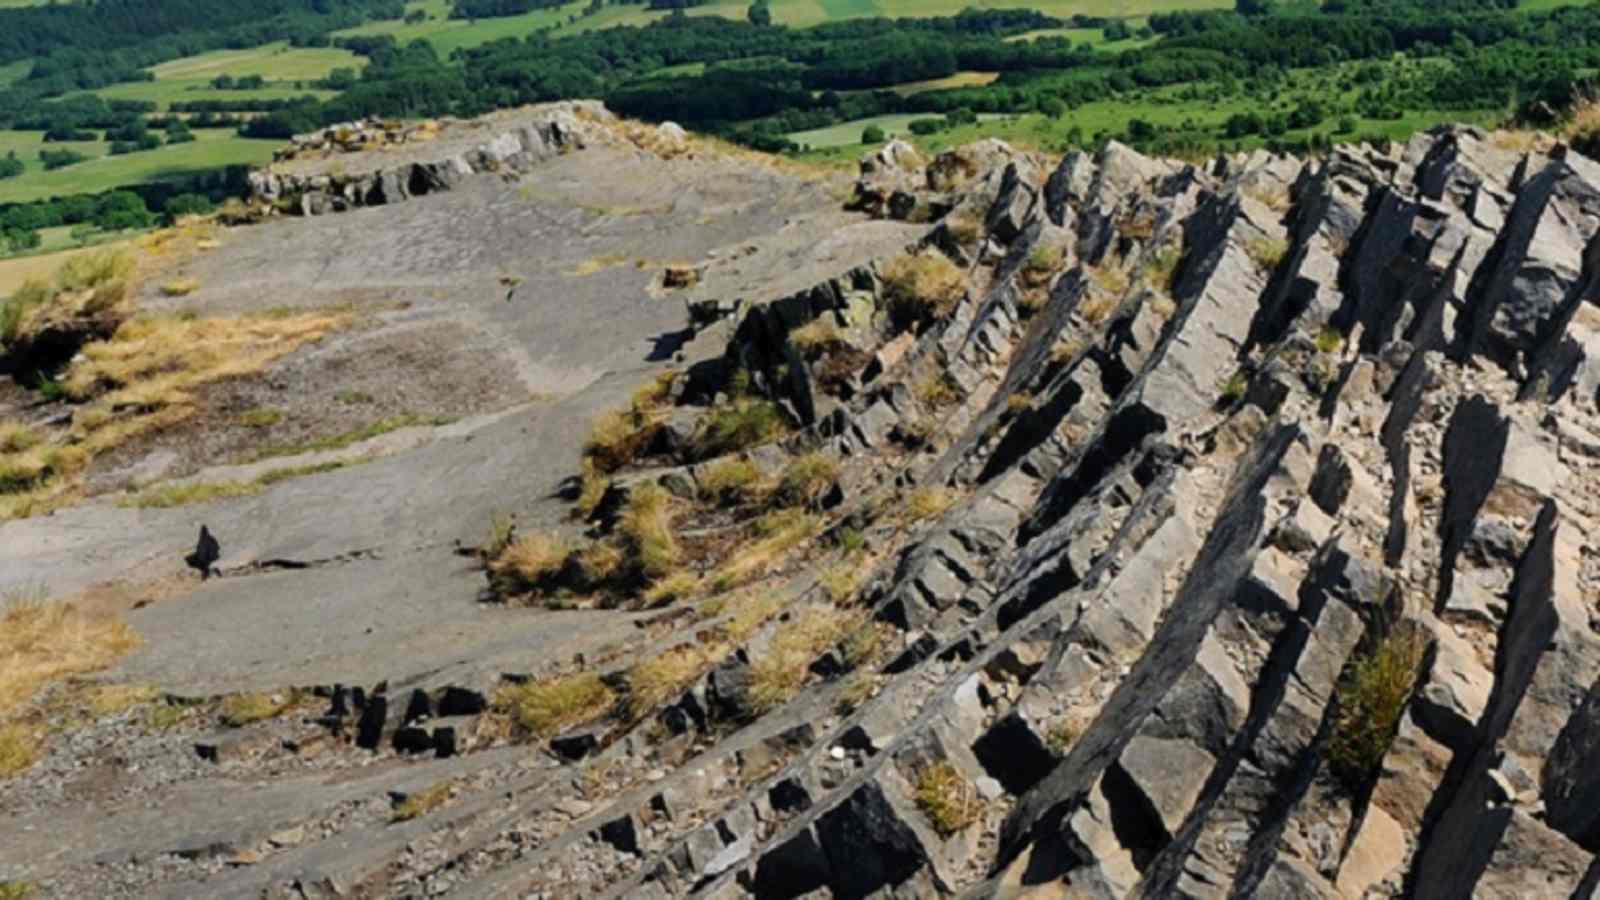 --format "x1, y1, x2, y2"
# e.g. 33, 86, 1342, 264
0, 129, 279, 204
